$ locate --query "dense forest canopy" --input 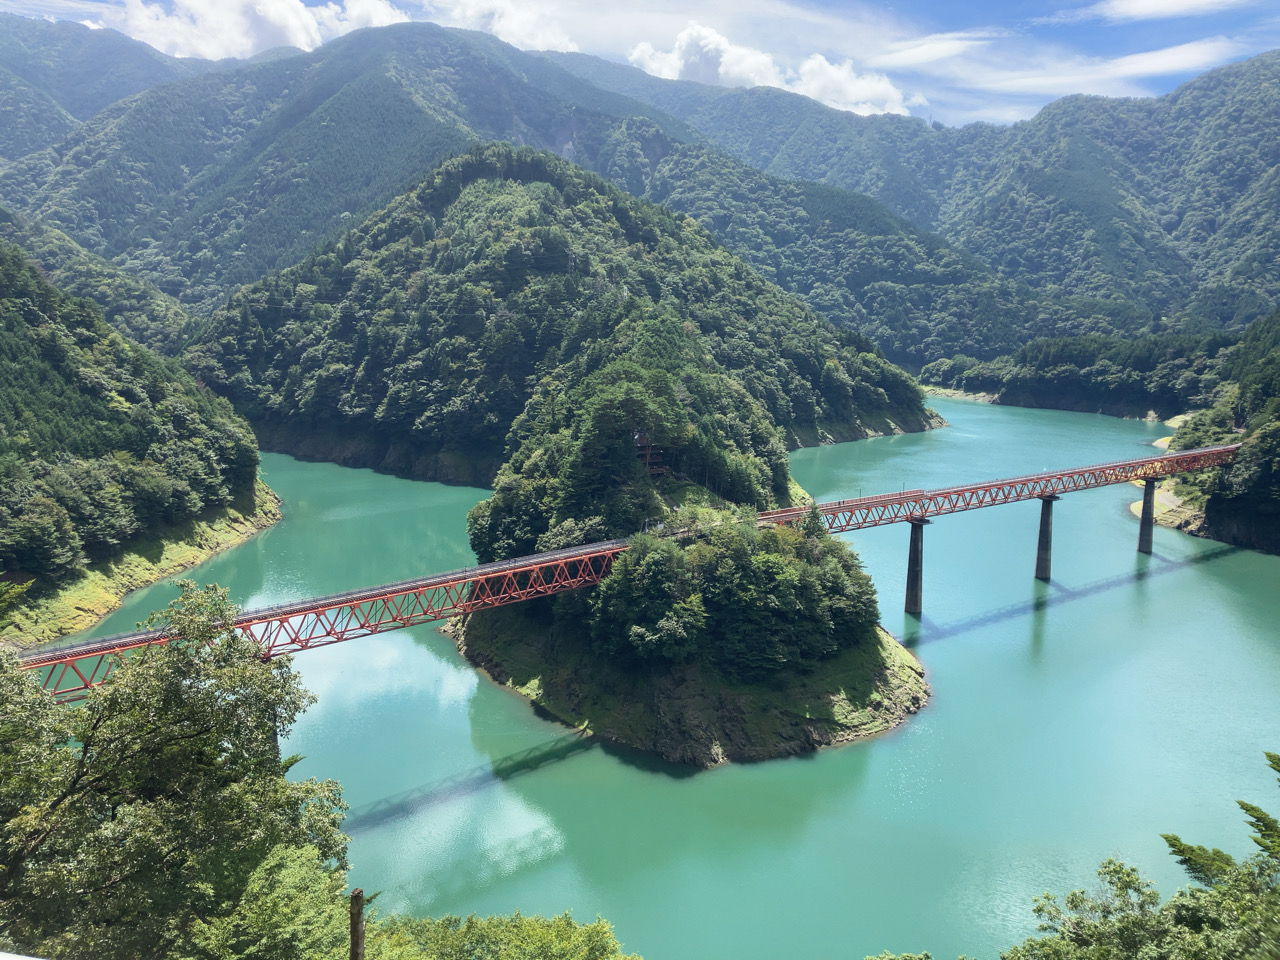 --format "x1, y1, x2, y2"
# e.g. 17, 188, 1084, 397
595, 118, 1177, 366
3, 21, 1276, 370
550, 49, 1280, 333
188, 144, 930, 555
0, 21, 688, 316
920, 331, 1236, 419
0, 206, 199, 354
0, 243, 258, 587
590, 514, 879, 681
